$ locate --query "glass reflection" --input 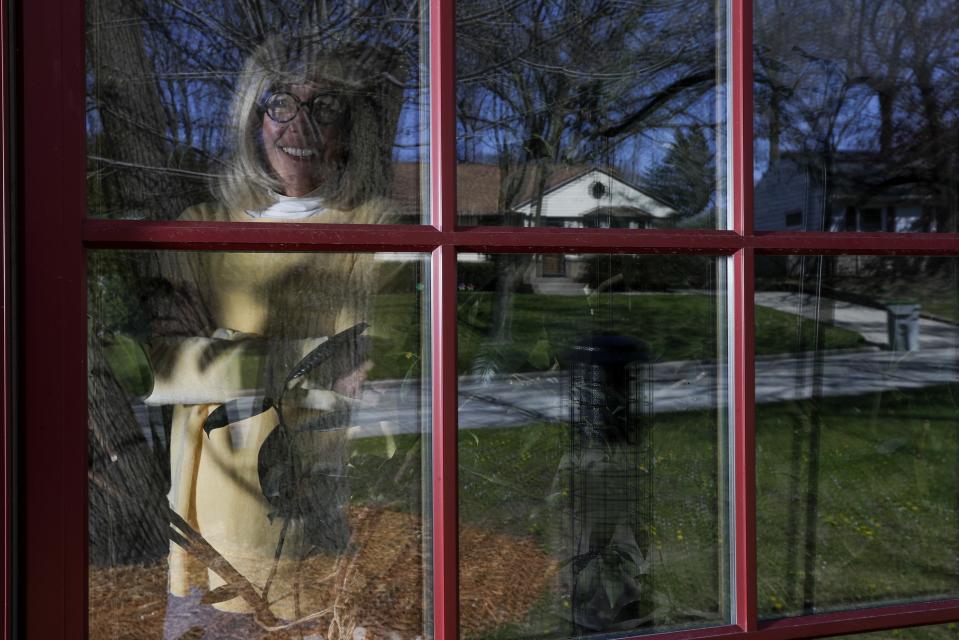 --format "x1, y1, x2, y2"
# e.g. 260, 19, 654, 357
756, 256, 959, 617
754, 0, 959, 232
456, 254, 729, 637
88, 250, 429, 639
456, 0, 726, 229
87, 2, 427, 221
